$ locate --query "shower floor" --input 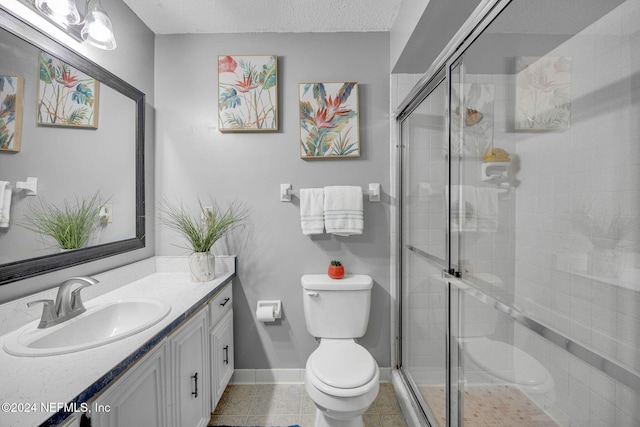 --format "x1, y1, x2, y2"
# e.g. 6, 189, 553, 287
420, 384, 559, 427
